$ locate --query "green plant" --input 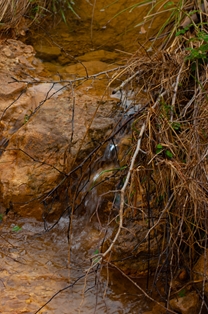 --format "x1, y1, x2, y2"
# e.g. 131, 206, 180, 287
160, 100, 175, 120
178, 288, 186, 298
12, 225, 22, 232
186, 31, 208, 62
24, 114, 29, 124
156, 143, 173, 158
156, 194, 165, 206
171, 122, 181, 131
49, 0, 80, 21
156, 143, 163, 154
92, 249, 100, 265
165, 150, 173, 158
175, 23, 193, 36
0, 0, 79, 30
